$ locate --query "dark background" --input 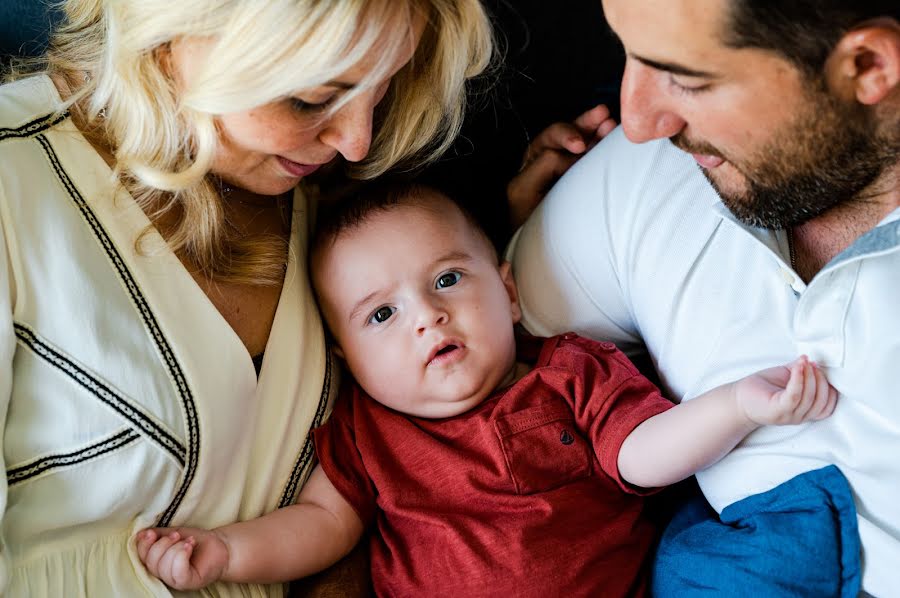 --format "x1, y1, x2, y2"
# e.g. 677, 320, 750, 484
0, 0, 625, 246
421, 0, 624, 247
